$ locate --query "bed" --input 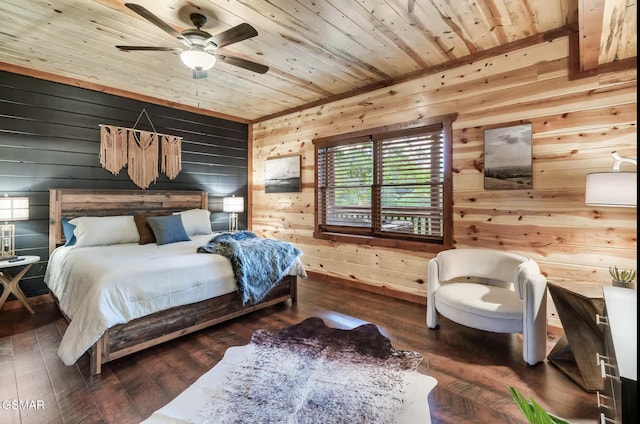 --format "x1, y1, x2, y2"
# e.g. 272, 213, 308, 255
46, 189, 303, 375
